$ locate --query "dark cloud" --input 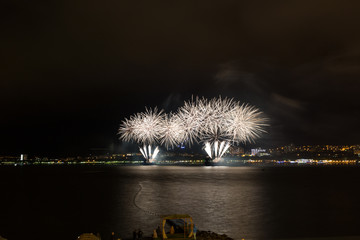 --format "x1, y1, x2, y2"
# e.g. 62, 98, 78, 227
271, 94, 305, 111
